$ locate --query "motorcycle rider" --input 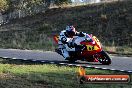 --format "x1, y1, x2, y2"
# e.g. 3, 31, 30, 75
58, 25, 85, 60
